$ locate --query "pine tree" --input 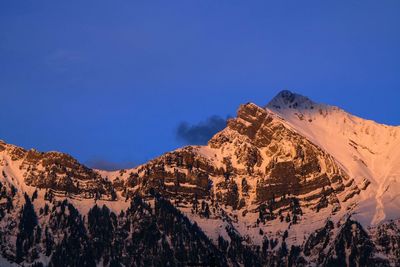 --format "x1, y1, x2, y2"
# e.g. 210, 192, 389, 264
204, 203, 210, 218
31, 190, 38, 202
286, 213, 291, 223
87, 205, 116, 262
16, 193, 39, 263
226, 180, 239, 209
241, 178, 250, 196
192, 194, 199, 213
